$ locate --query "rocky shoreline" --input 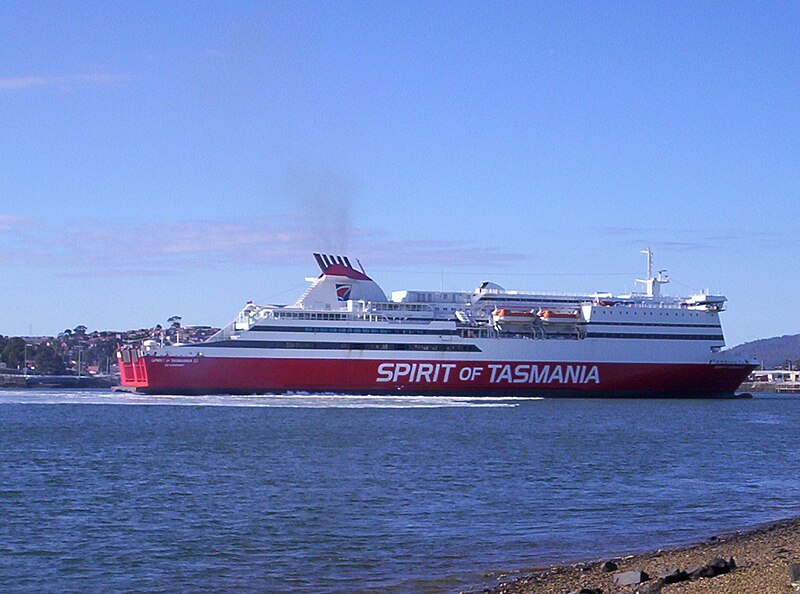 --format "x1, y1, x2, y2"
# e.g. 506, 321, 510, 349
468, 517, 800, 594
